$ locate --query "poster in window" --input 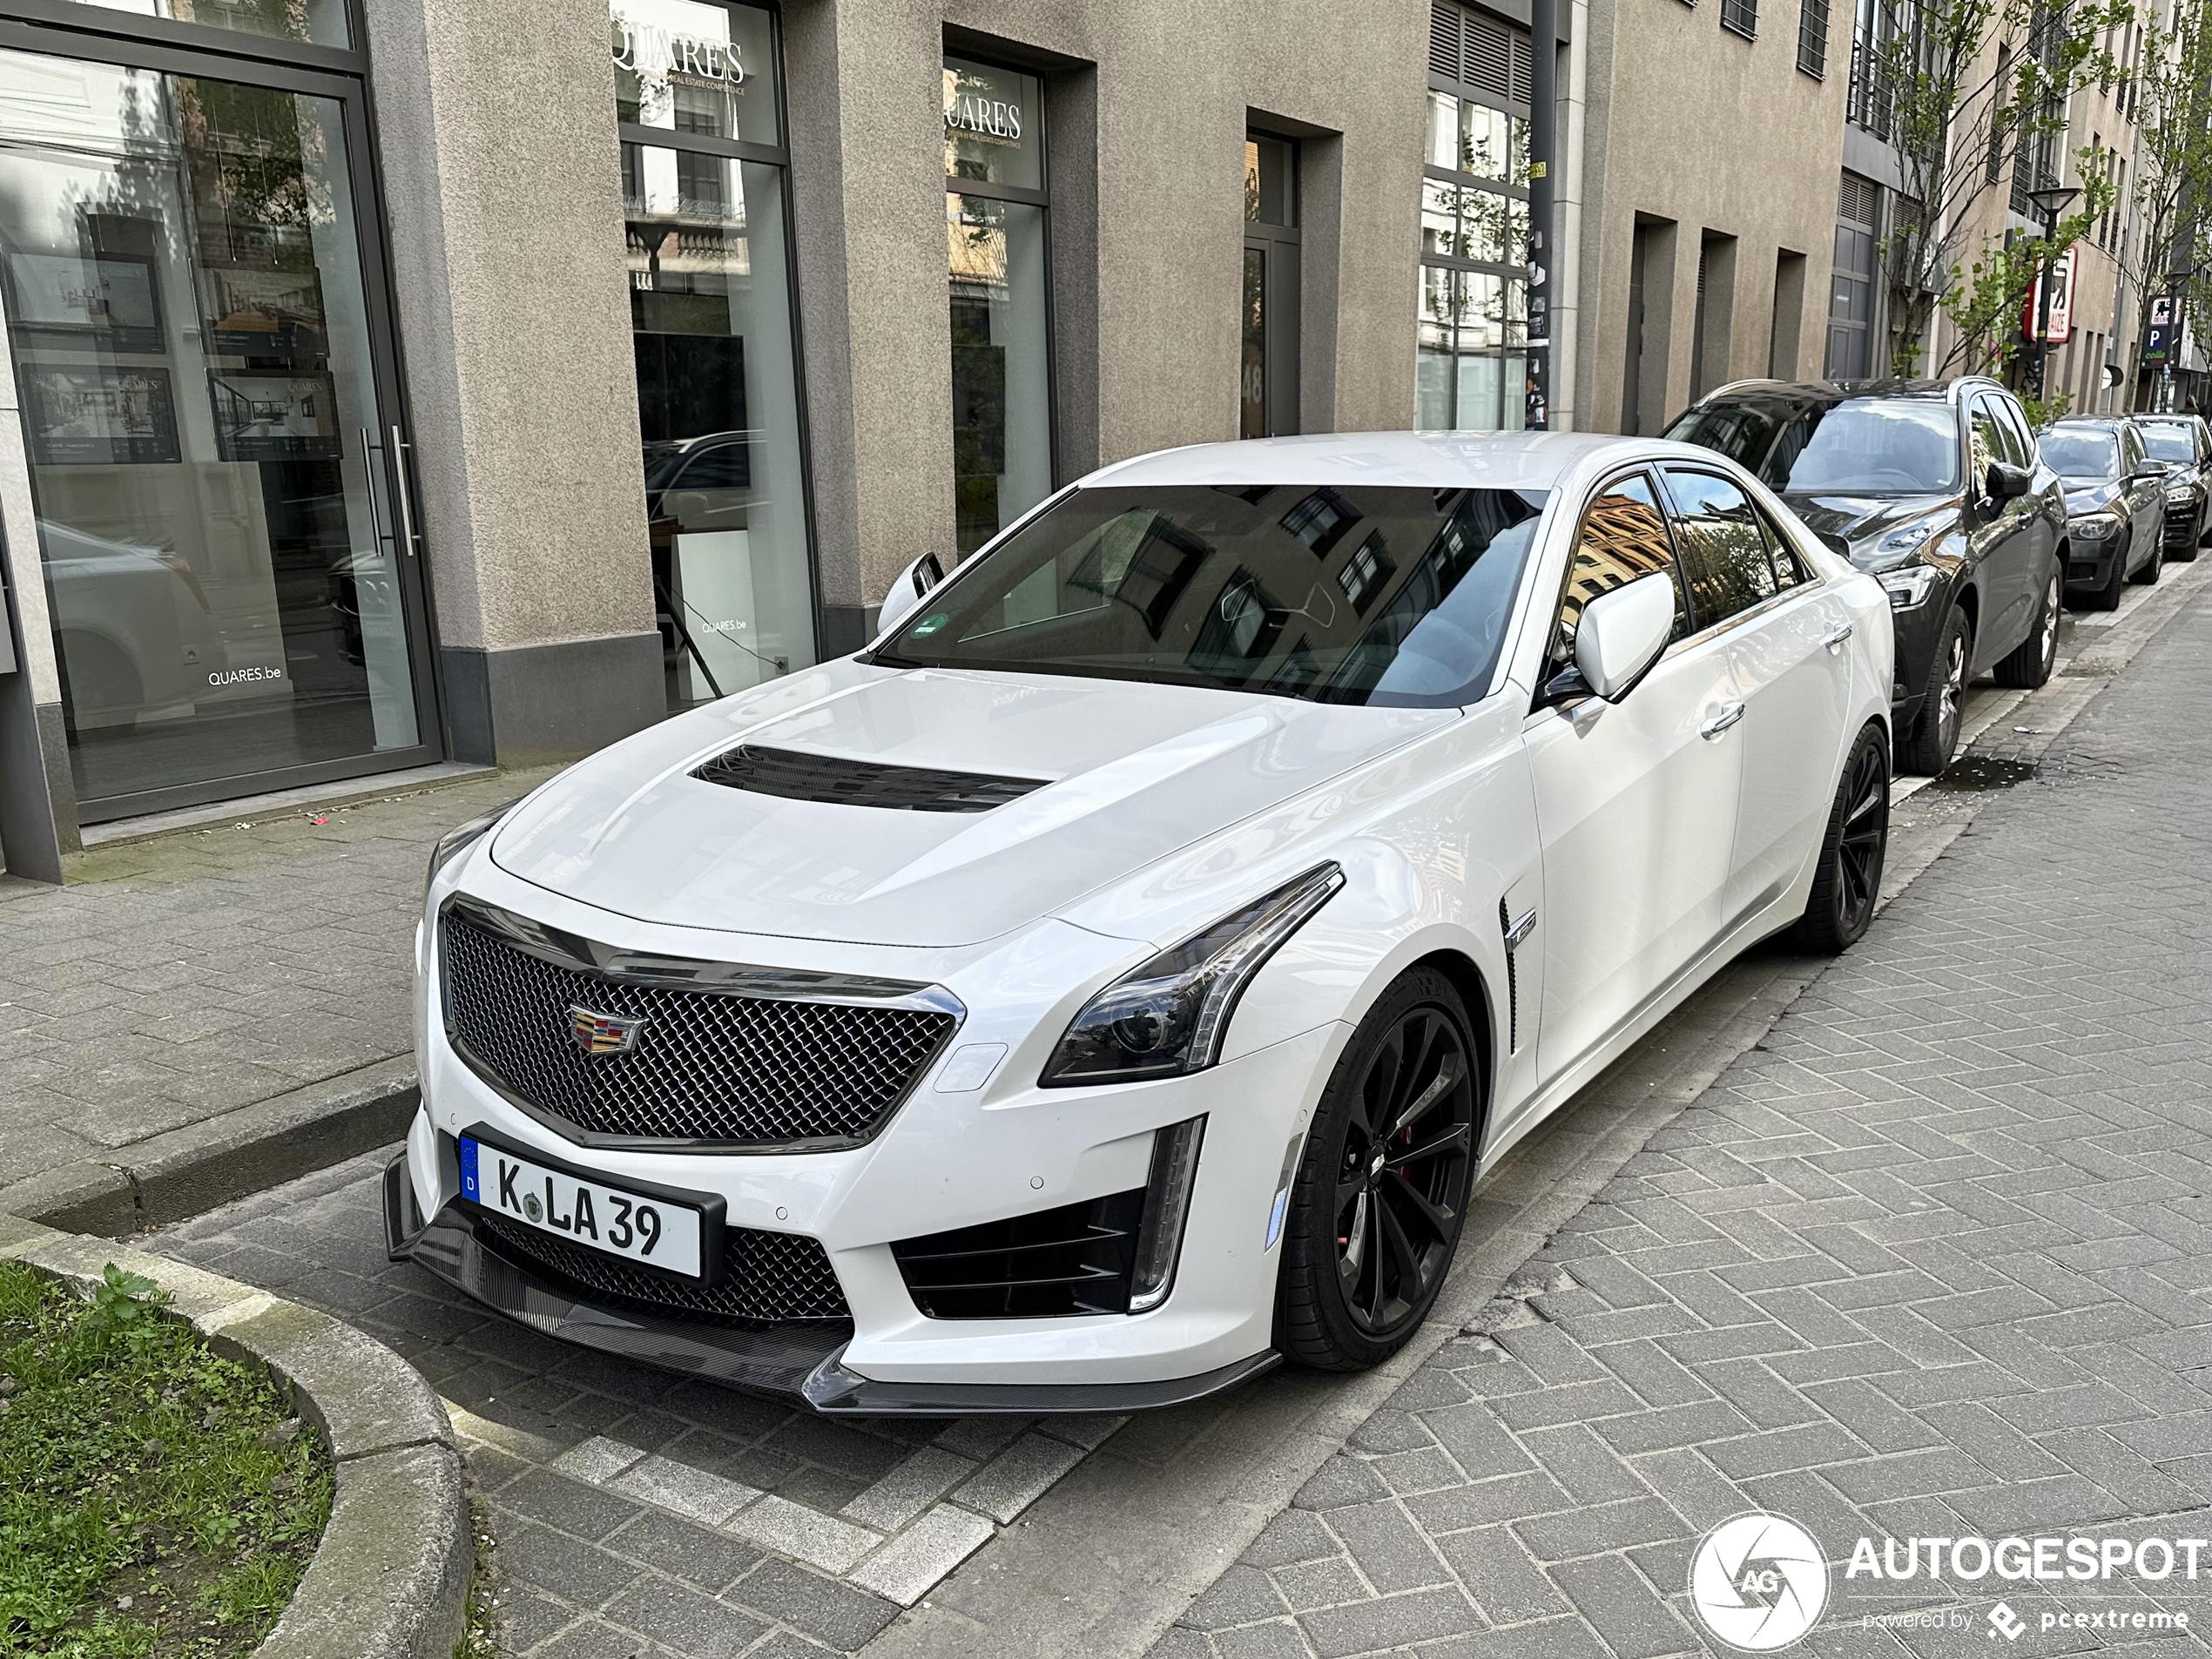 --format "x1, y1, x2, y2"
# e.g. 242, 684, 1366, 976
199, 264, 327, 358
23, 365, 181, 464
6, 252, 164, 354
208, 370, 342, 460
